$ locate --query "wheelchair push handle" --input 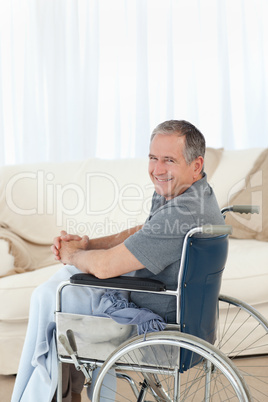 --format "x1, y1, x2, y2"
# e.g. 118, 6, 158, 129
221, 205, 260, 215
201, 225, 233, 235
232, 205, 260, 214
